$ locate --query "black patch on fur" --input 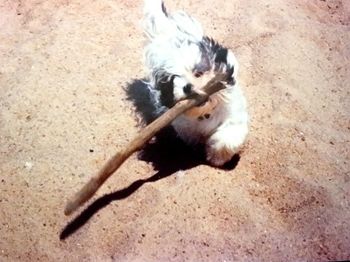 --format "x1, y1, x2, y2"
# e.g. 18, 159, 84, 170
199, 37, 231, 74
226, 66, 235, 85
161, 1, 168, 16
227, 77, 236, 86
126, 79, 165, 124
227, 65, 234, 76
201, 37, 223, 55
215, 47, 228, 64
202, 37, 228, 63
158, 75, 176, 108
